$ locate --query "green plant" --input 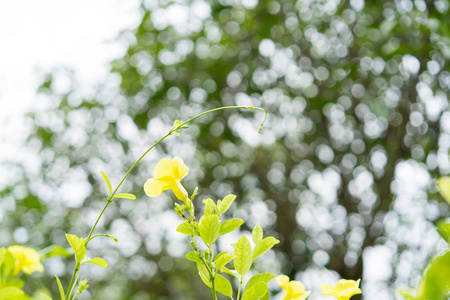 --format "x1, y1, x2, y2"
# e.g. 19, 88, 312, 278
145, 156, 280, 299
46, 106, 267, 300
